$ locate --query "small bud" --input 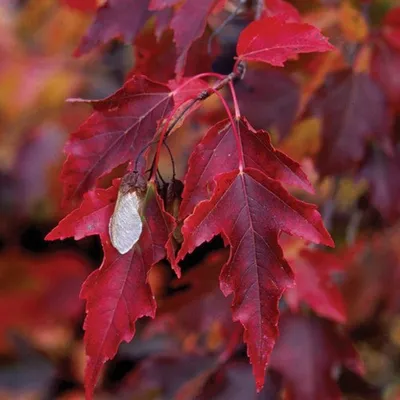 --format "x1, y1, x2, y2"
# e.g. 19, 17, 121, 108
109, 172, 147, 254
